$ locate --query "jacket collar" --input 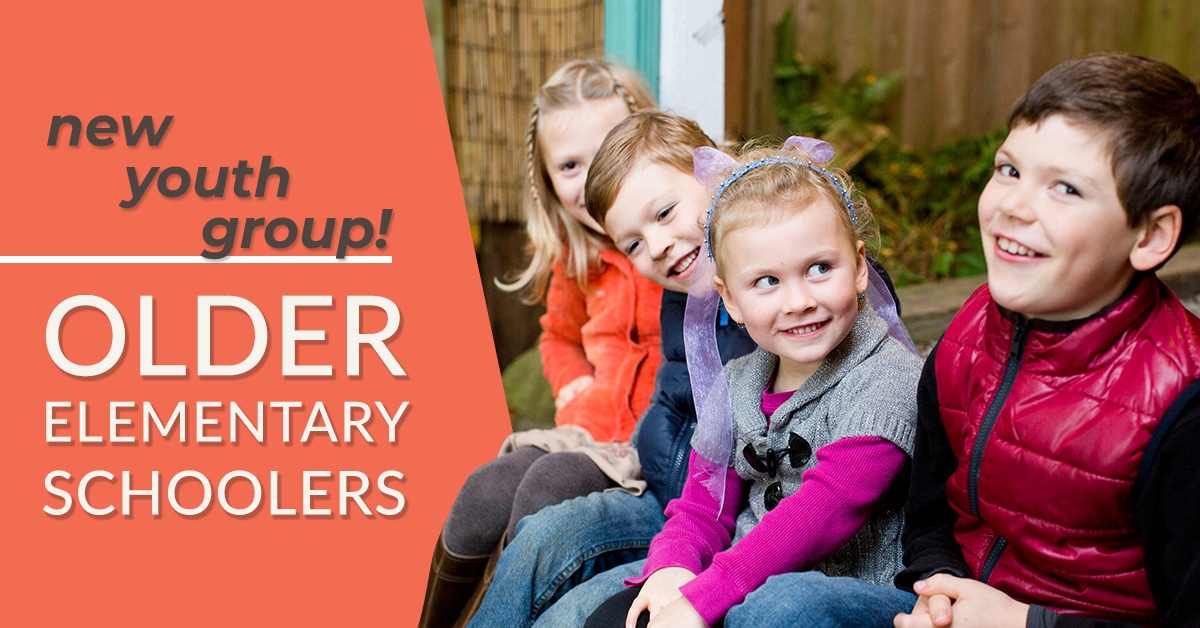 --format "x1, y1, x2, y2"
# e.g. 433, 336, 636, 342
727, 305, 890, 430
986, 273, 1163, 375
